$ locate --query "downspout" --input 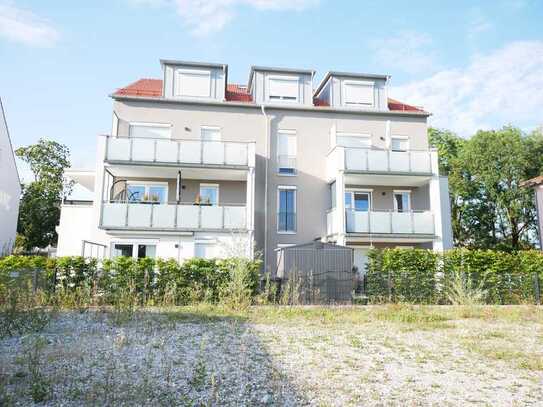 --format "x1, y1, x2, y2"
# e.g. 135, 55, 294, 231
261, 104, 270, 274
